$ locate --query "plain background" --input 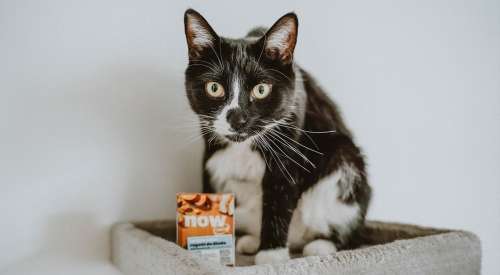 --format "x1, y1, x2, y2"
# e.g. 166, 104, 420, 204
1, 0, 499, 274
